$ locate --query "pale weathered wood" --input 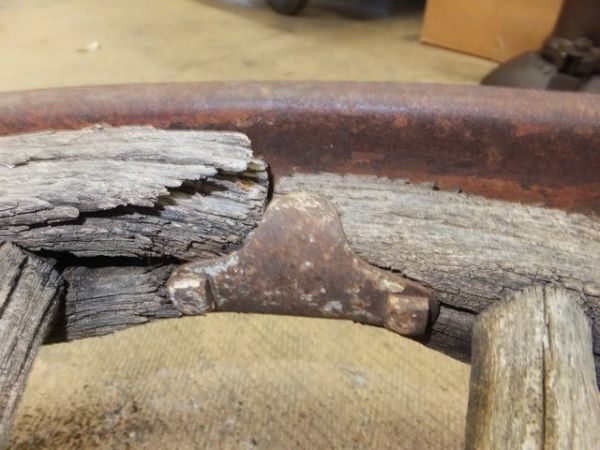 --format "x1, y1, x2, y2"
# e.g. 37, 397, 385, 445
0, 125, 270, 344
0, 126, 271, 445
0, 242, 63, 447
0, 126, 269, 259
43, 172, 600, 375
276, 173, 600, 372
464, 285, 600, 450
